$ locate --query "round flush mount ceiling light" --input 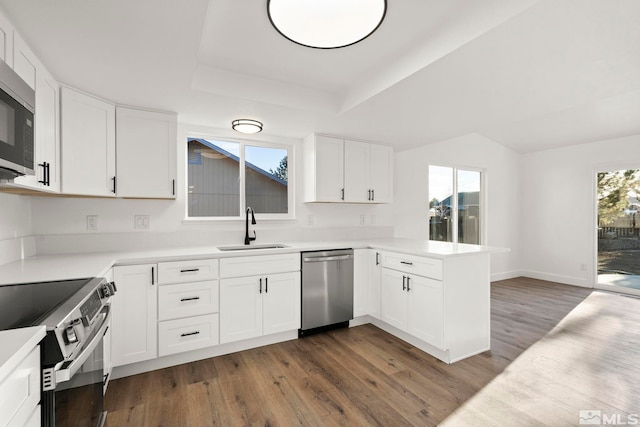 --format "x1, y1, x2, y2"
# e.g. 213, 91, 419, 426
267, 0, 387, 49
232, 119, 263, 134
